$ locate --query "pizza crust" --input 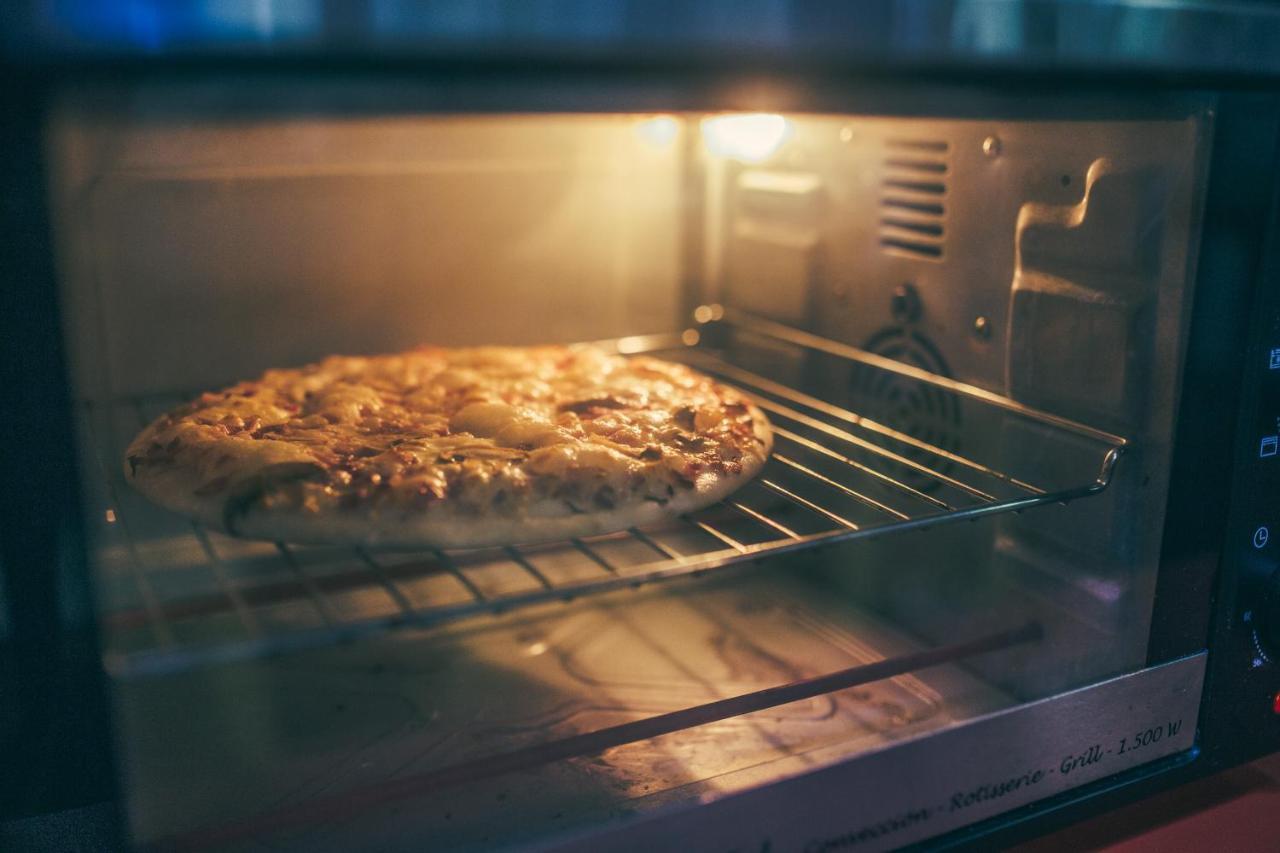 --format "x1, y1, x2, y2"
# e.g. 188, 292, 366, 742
124, 347, 773, 549
227, 441, 768, 549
